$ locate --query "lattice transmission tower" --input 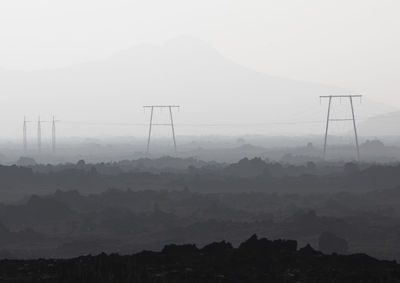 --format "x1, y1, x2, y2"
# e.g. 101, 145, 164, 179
22, 116, 31, 154
320, 95, 362, 162
143, 105, 180, 154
